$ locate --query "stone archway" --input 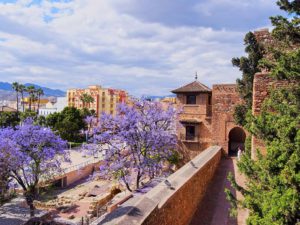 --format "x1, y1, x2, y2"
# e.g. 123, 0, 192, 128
228, 127, 246, 156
